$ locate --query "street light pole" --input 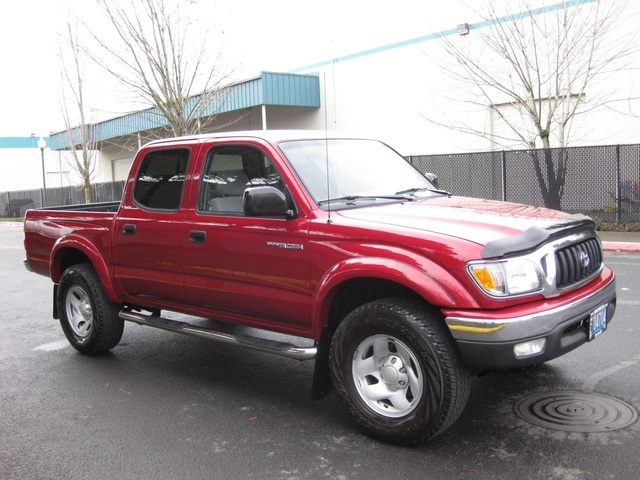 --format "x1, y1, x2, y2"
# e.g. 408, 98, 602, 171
38, 137, 47, 207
